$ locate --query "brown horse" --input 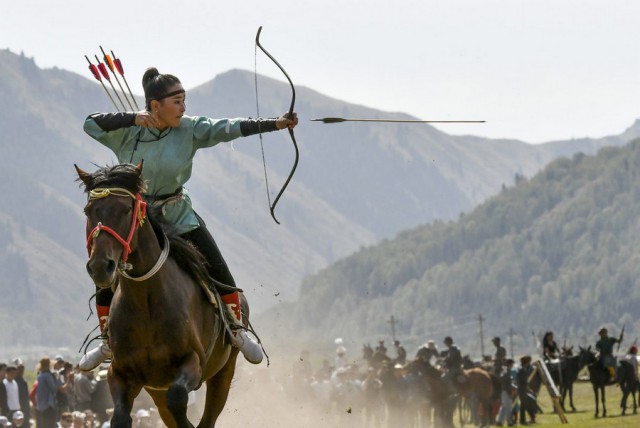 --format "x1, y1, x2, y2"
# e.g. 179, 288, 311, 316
405, 358, 457, 428
406, 359, 495, 428
458, 367, 495, 427
76, 163, 240, 428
